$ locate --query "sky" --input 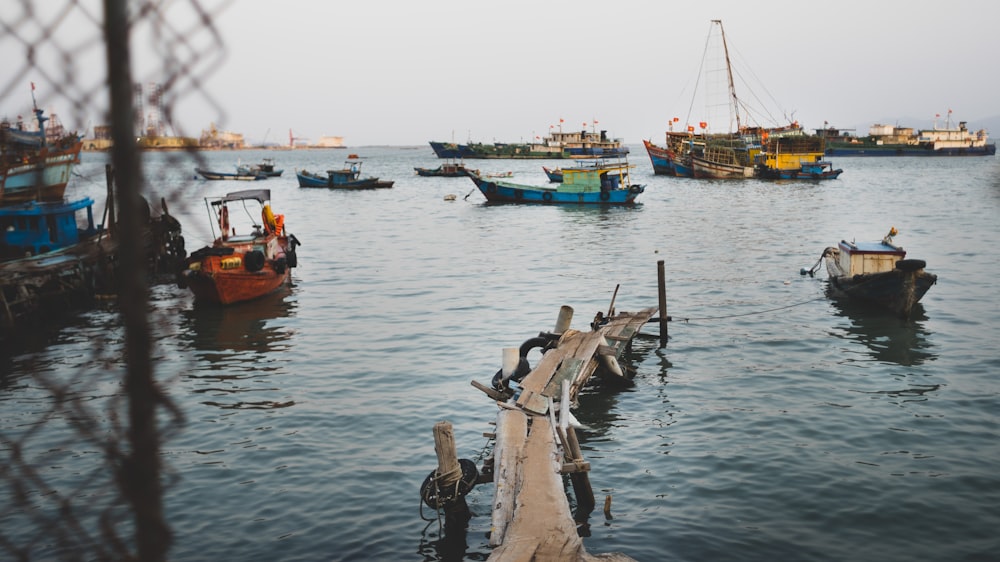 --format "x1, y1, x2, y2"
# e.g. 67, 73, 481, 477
3, 0, 999, 146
